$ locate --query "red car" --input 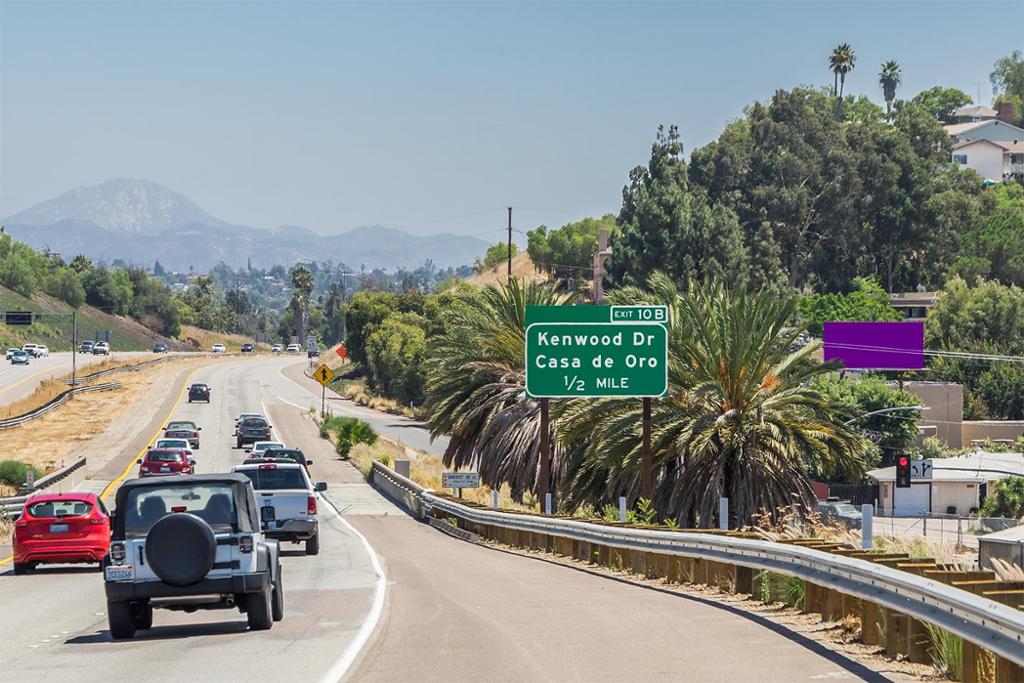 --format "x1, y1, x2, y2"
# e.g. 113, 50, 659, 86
137, 448, 194, 477
12, 493, 111, 574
